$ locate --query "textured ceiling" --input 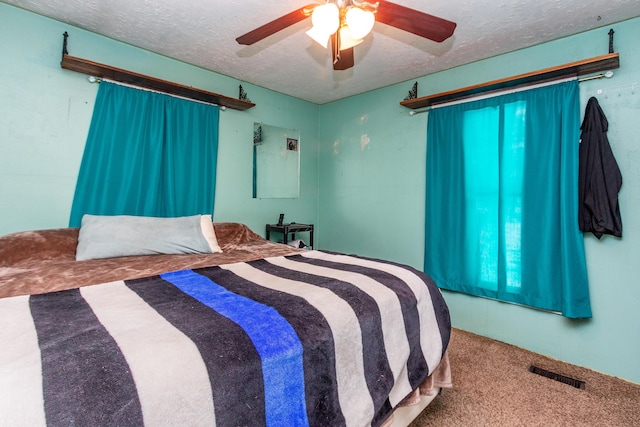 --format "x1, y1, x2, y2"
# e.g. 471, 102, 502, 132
3, 0, 640, 104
